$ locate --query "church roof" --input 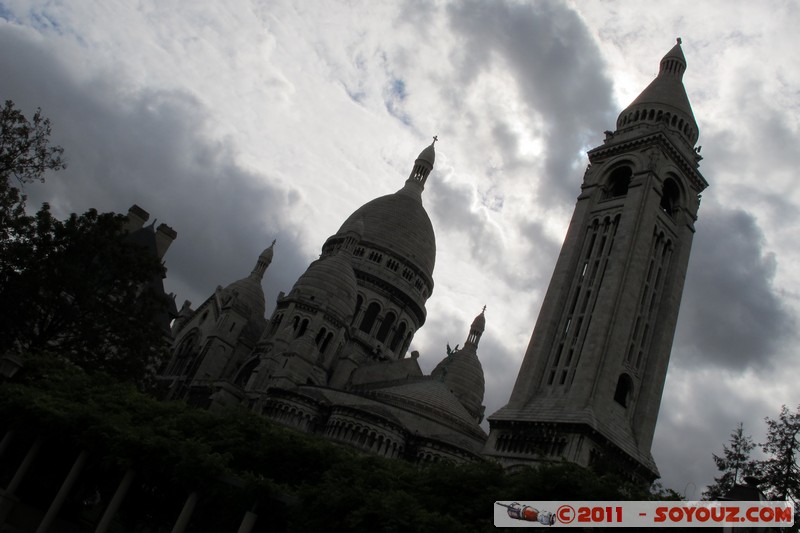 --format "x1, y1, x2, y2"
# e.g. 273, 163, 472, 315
218, 242, 275, 323
431, 309, 487, 421
334, 141, 437, 279
220, 275, 266, 320
289, 249, 359, 324
371, 379, 483, 434
616, 40, 698, 145
416, 143, 435, 165
431, 345, 485, 421
338, 184, 436, 279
